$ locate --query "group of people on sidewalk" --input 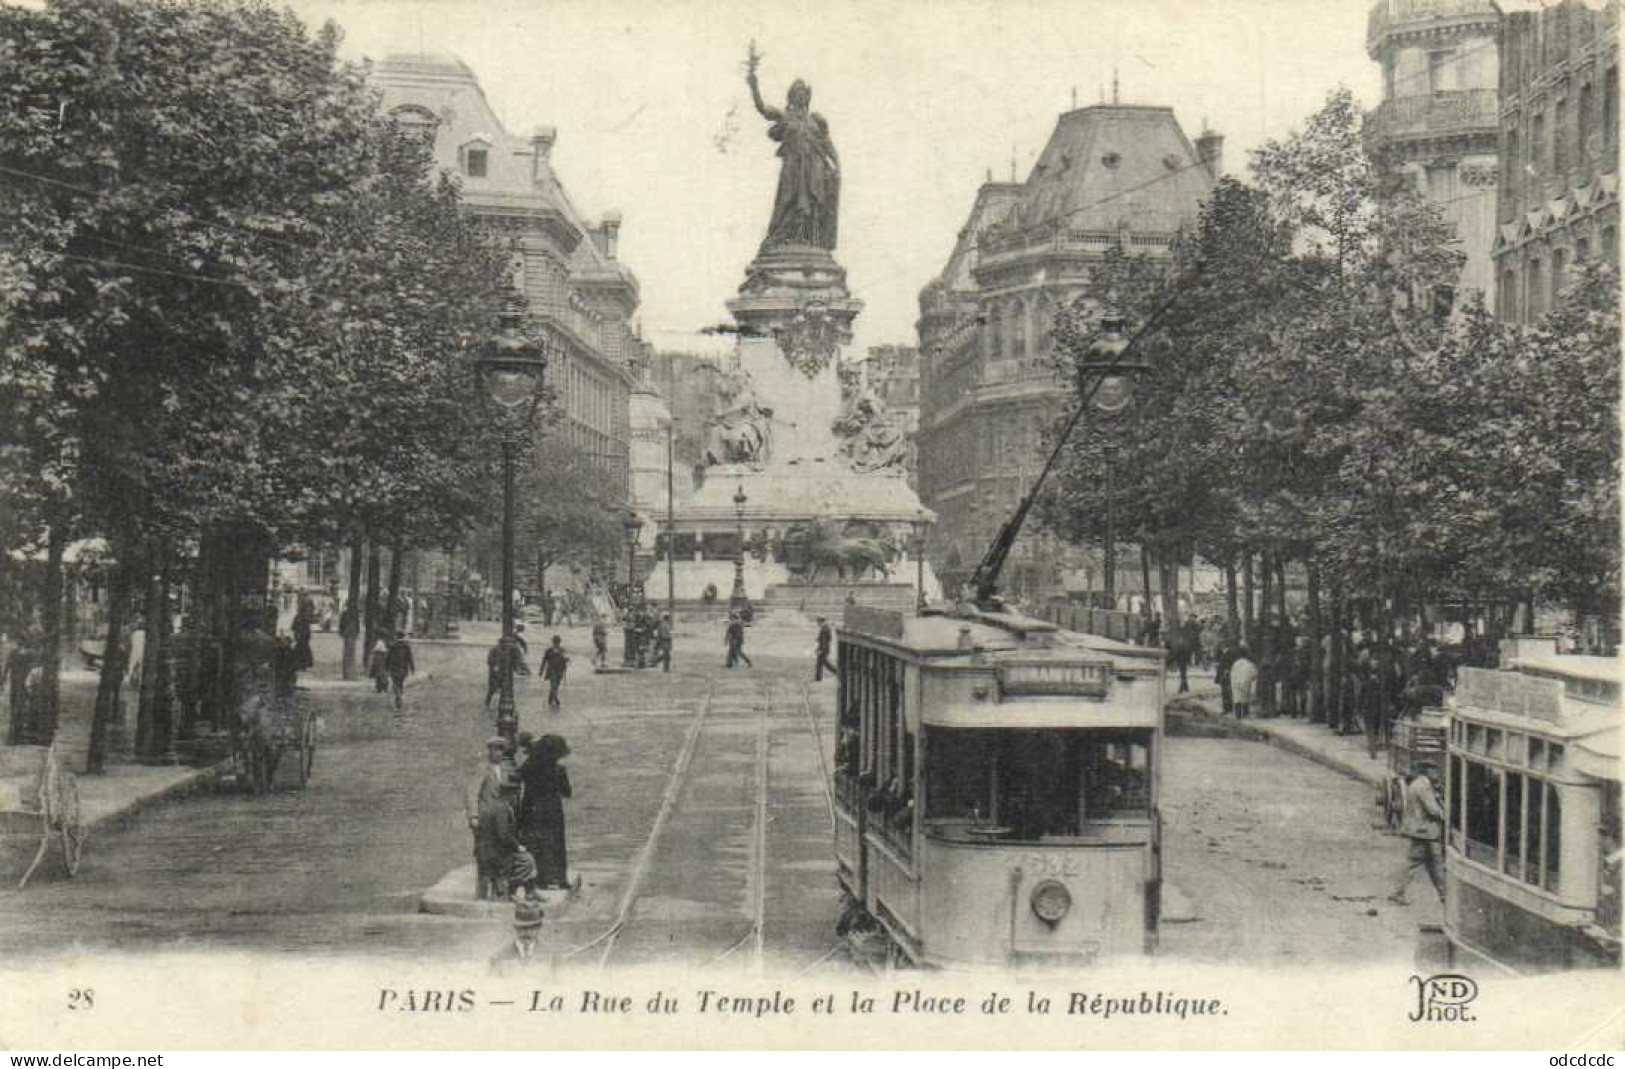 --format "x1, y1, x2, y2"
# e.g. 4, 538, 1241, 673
464, 732, 574, 902
366, 630, 416, 709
